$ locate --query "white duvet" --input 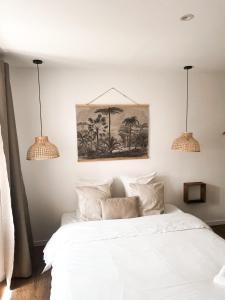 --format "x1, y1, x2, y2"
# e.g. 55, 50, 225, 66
44, 208, 225, 300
